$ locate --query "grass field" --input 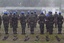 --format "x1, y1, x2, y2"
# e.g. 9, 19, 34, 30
0, 21, 64, 43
